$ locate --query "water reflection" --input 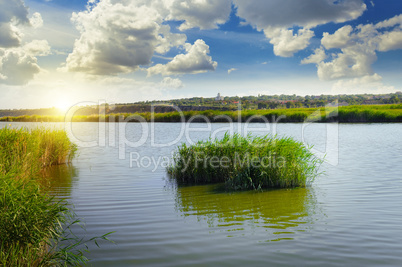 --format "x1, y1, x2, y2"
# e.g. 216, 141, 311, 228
174, 184, 317, 241
39, 164, 78, 198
